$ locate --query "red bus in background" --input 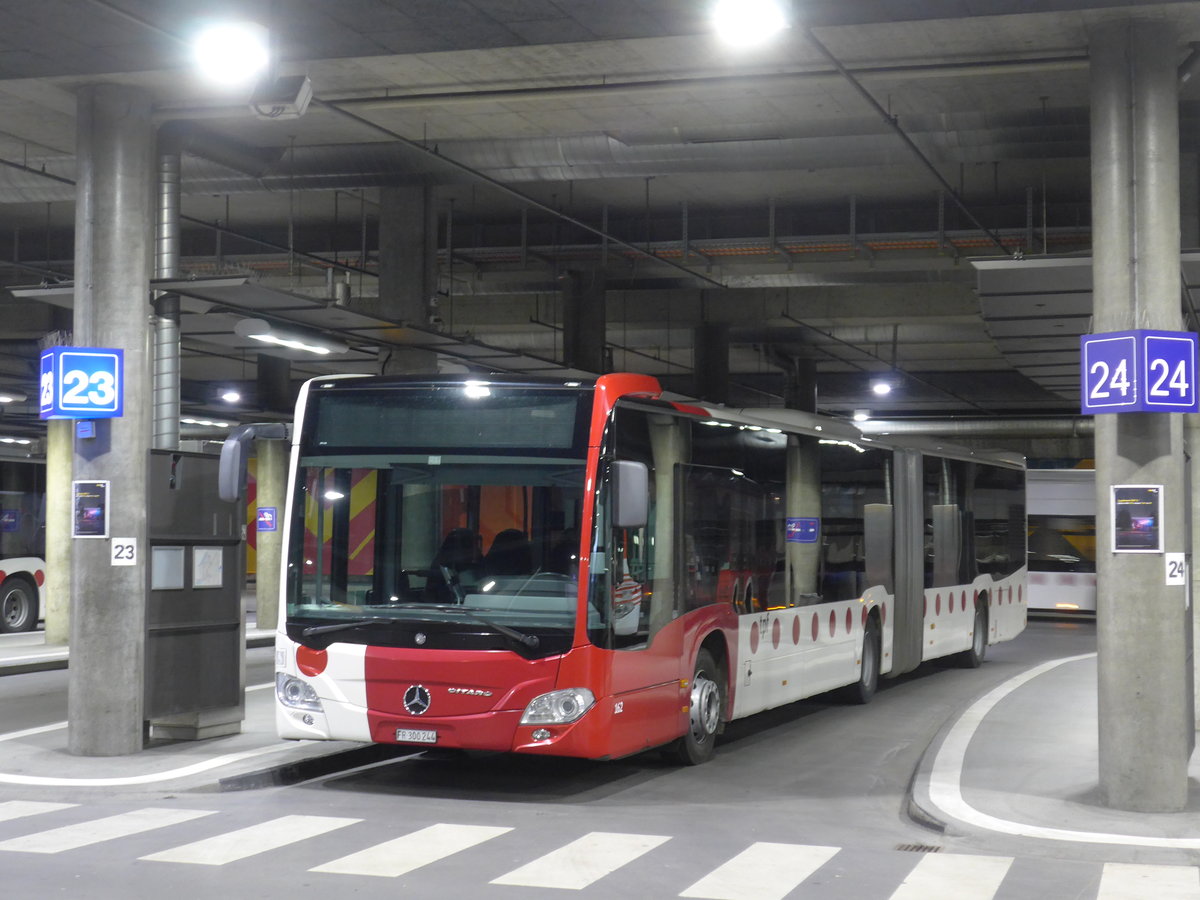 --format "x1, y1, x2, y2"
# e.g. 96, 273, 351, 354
240, 373, 1026, 764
